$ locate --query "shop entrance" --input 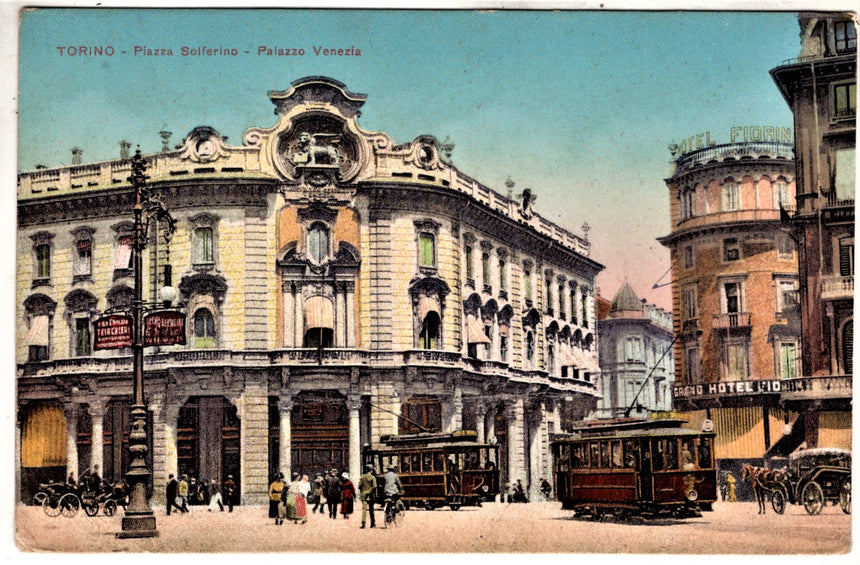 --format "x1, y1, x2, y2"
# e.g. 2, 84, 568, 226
177, 396, 241, 498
